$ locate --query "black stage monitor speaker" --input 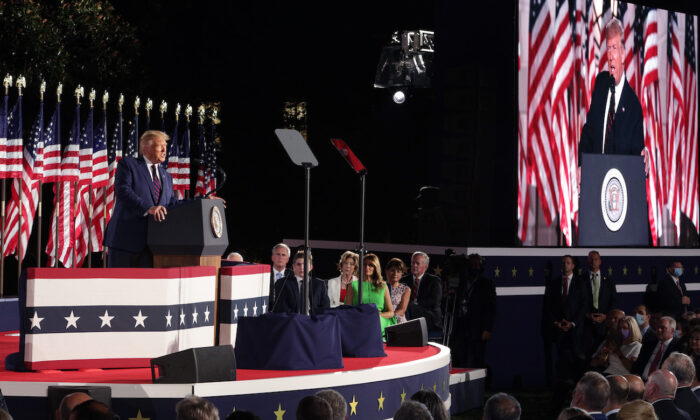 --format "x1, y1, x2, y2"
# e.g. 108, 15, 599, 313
150, 345, 236, 384
385, 317, 428, 347
47, 385, 112, 420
